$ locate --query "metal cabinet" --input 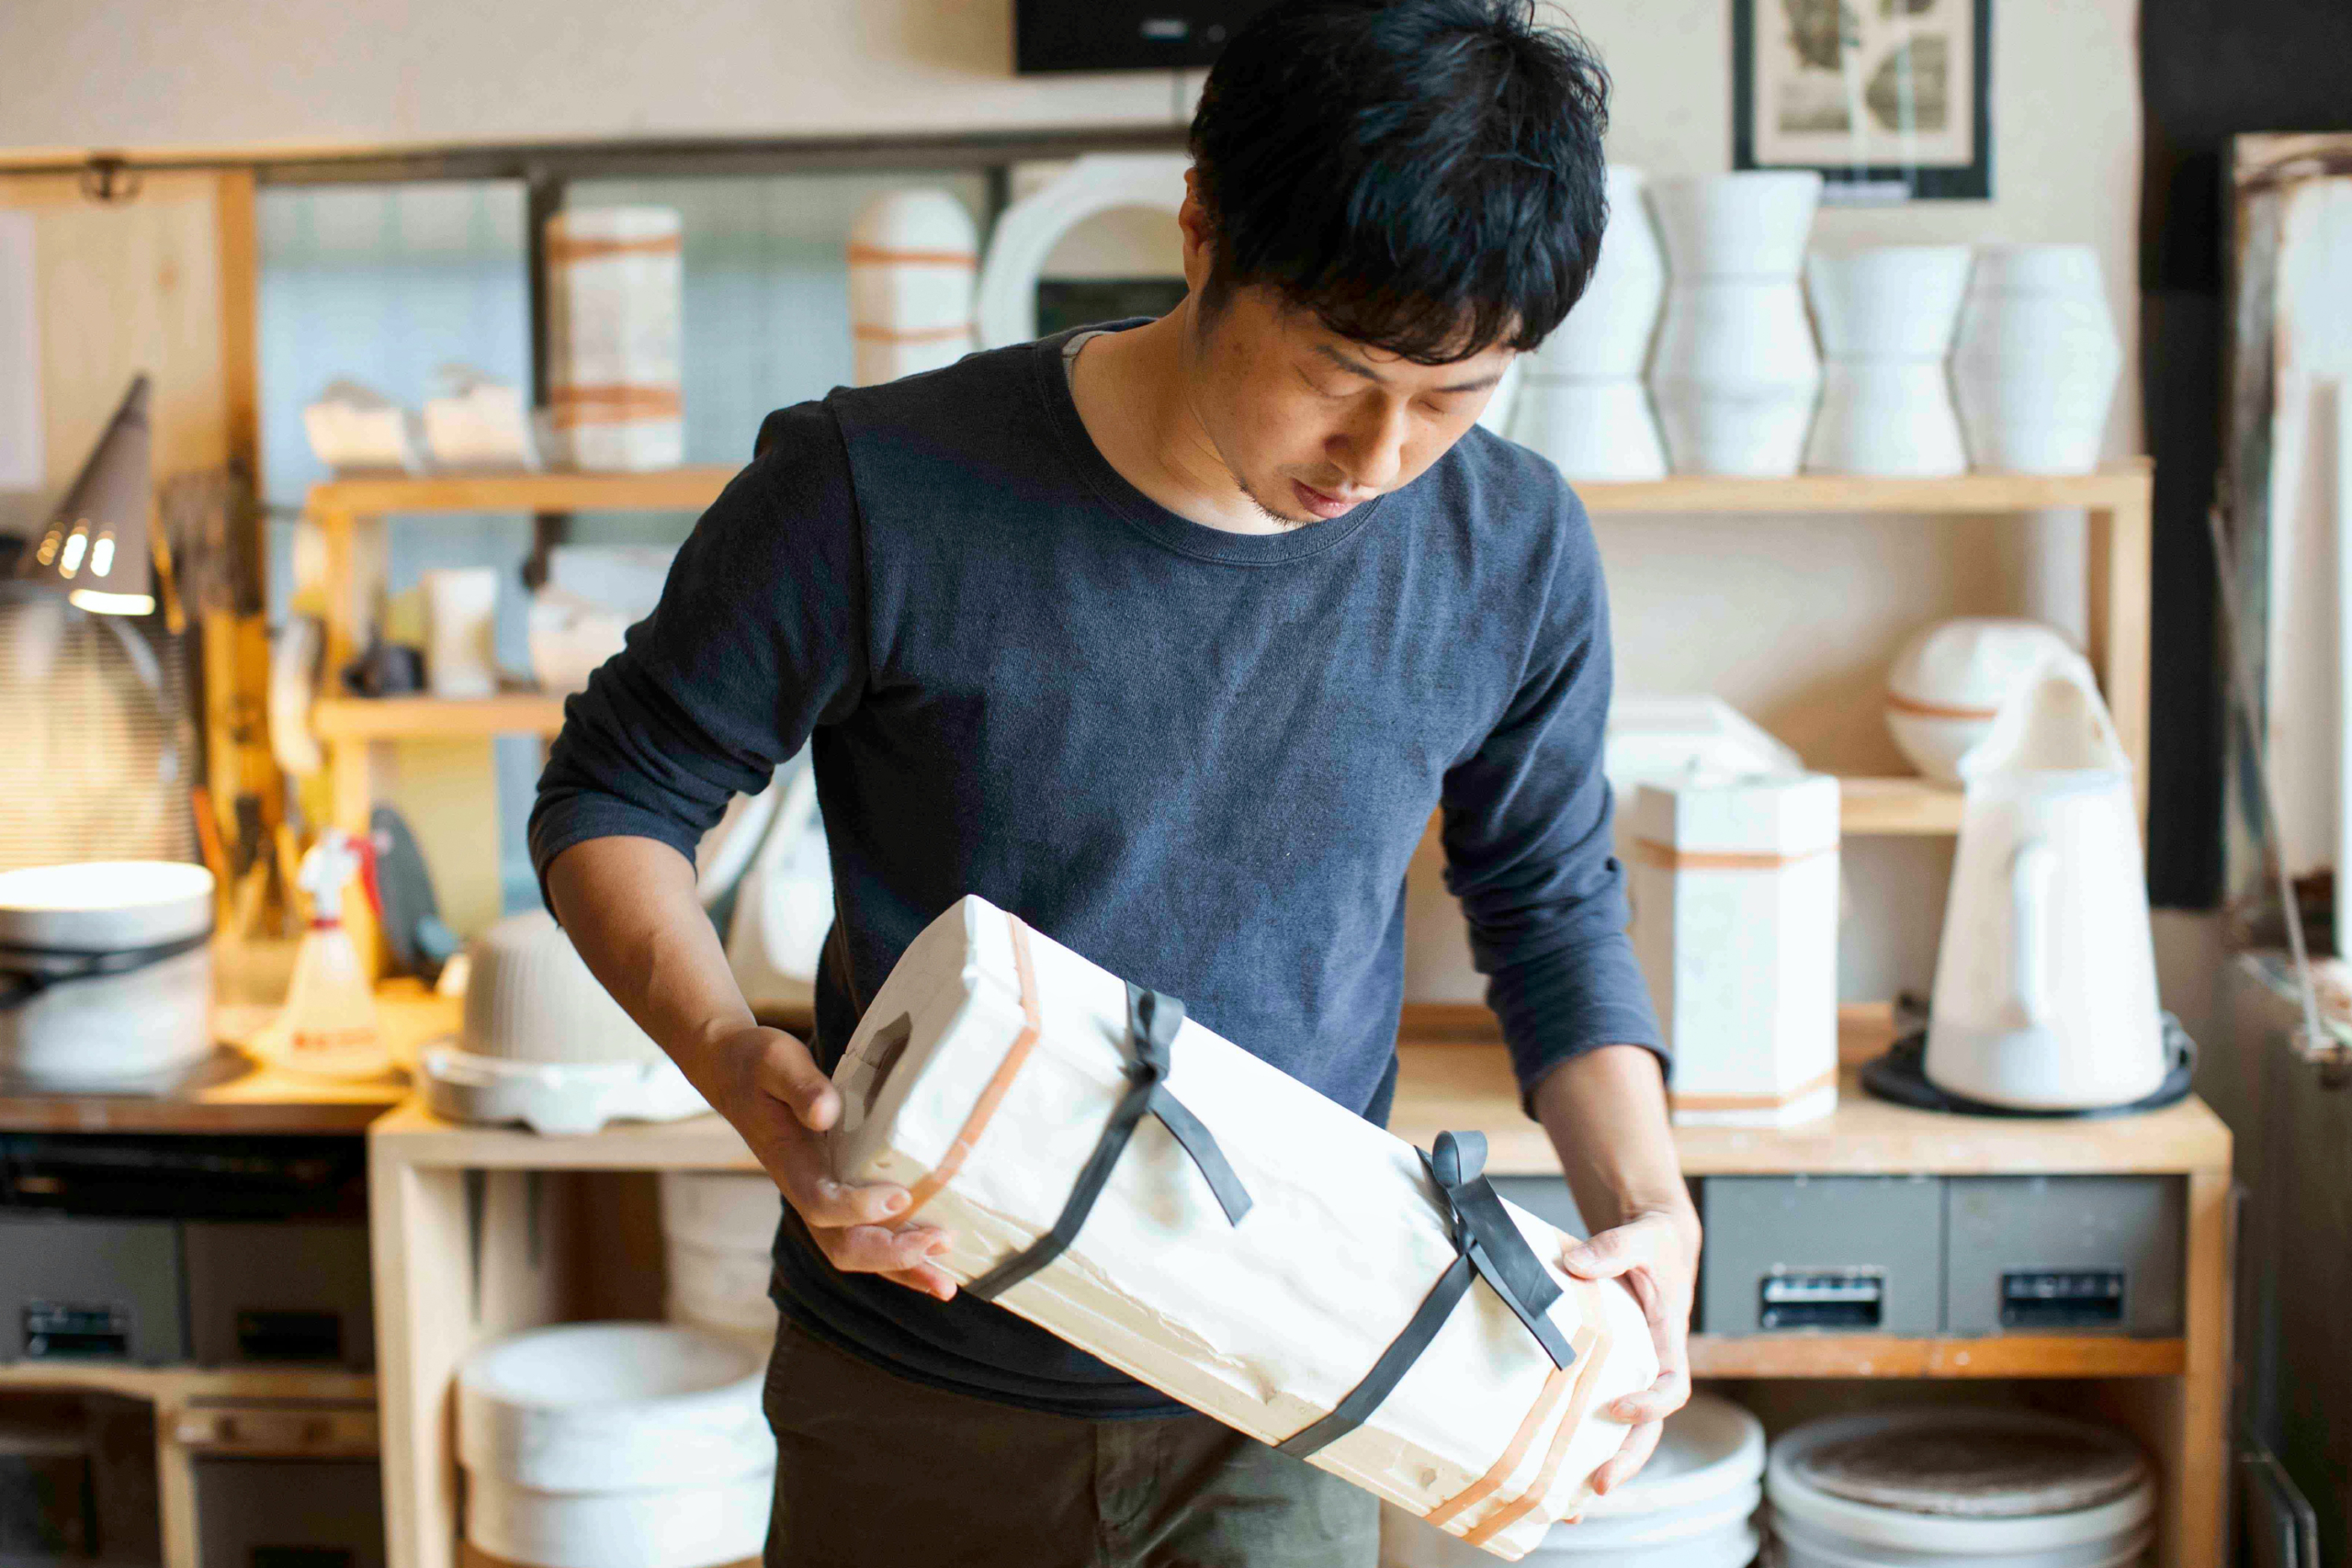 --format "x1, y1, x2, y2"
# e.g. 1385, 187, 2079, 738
0, 1213, 187, 1363
1944, 1175, 2186, 1336
1698, 1175, 1944, 1335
